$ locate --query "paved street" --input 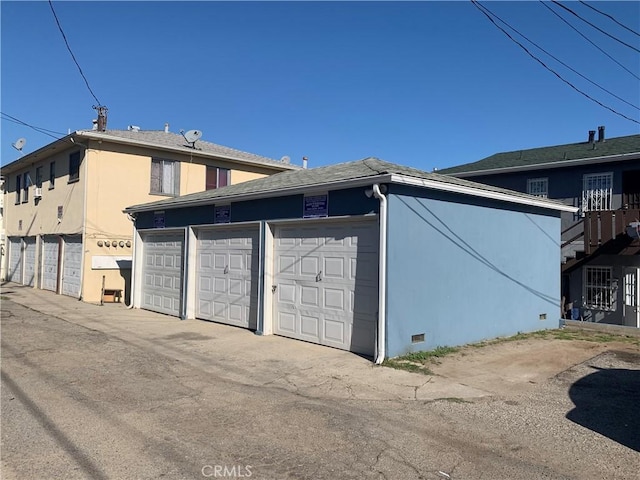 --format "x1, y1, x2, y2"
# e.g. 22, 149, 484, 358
1, 284, 639, 479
